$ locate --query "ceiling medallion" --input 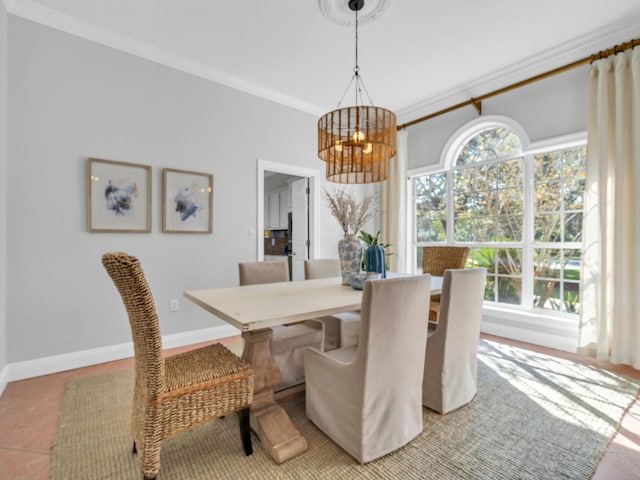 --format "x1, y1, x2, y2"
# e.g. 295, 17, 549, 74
318, 0, 392, 26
